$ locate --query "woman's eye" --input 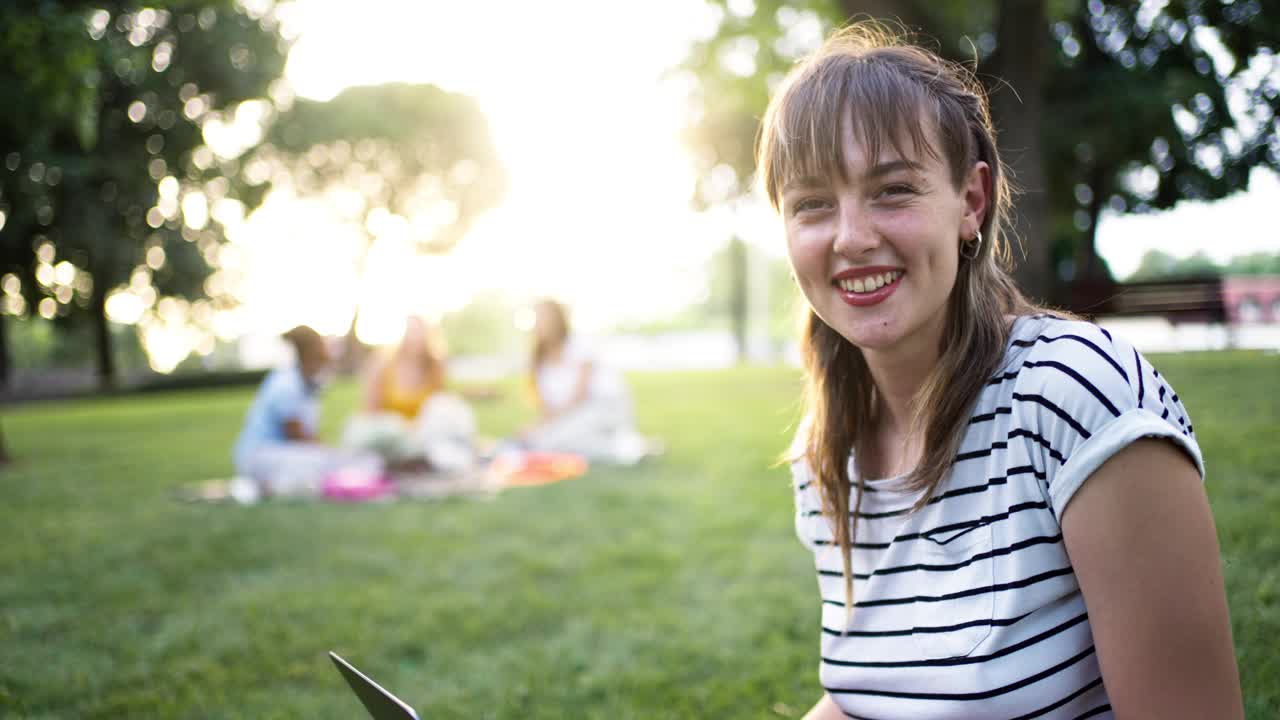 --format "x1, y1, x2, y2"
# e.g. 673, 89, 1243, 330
792, 198, 830, 214
879, 183, 917, 198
